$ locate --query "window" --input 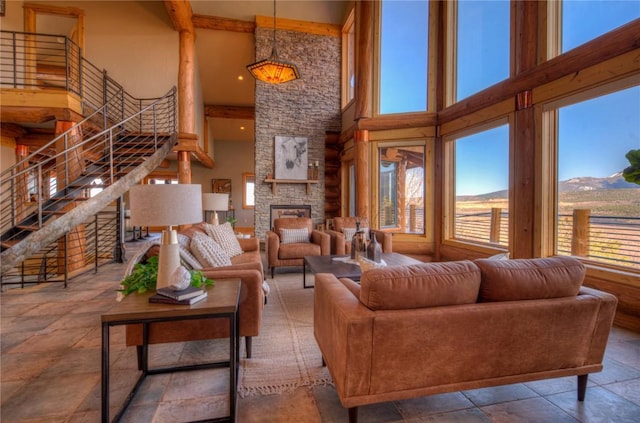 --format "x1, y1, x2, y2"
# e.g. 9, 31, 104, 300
342, 8, 355, 108
554, 85, 640, 269
378, 144, 425, 234
243, 173, 255, 209
561, 1, 640, 53
454, 0, 510, 102
450, 124, 509, 246
379, 0, 428, 114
